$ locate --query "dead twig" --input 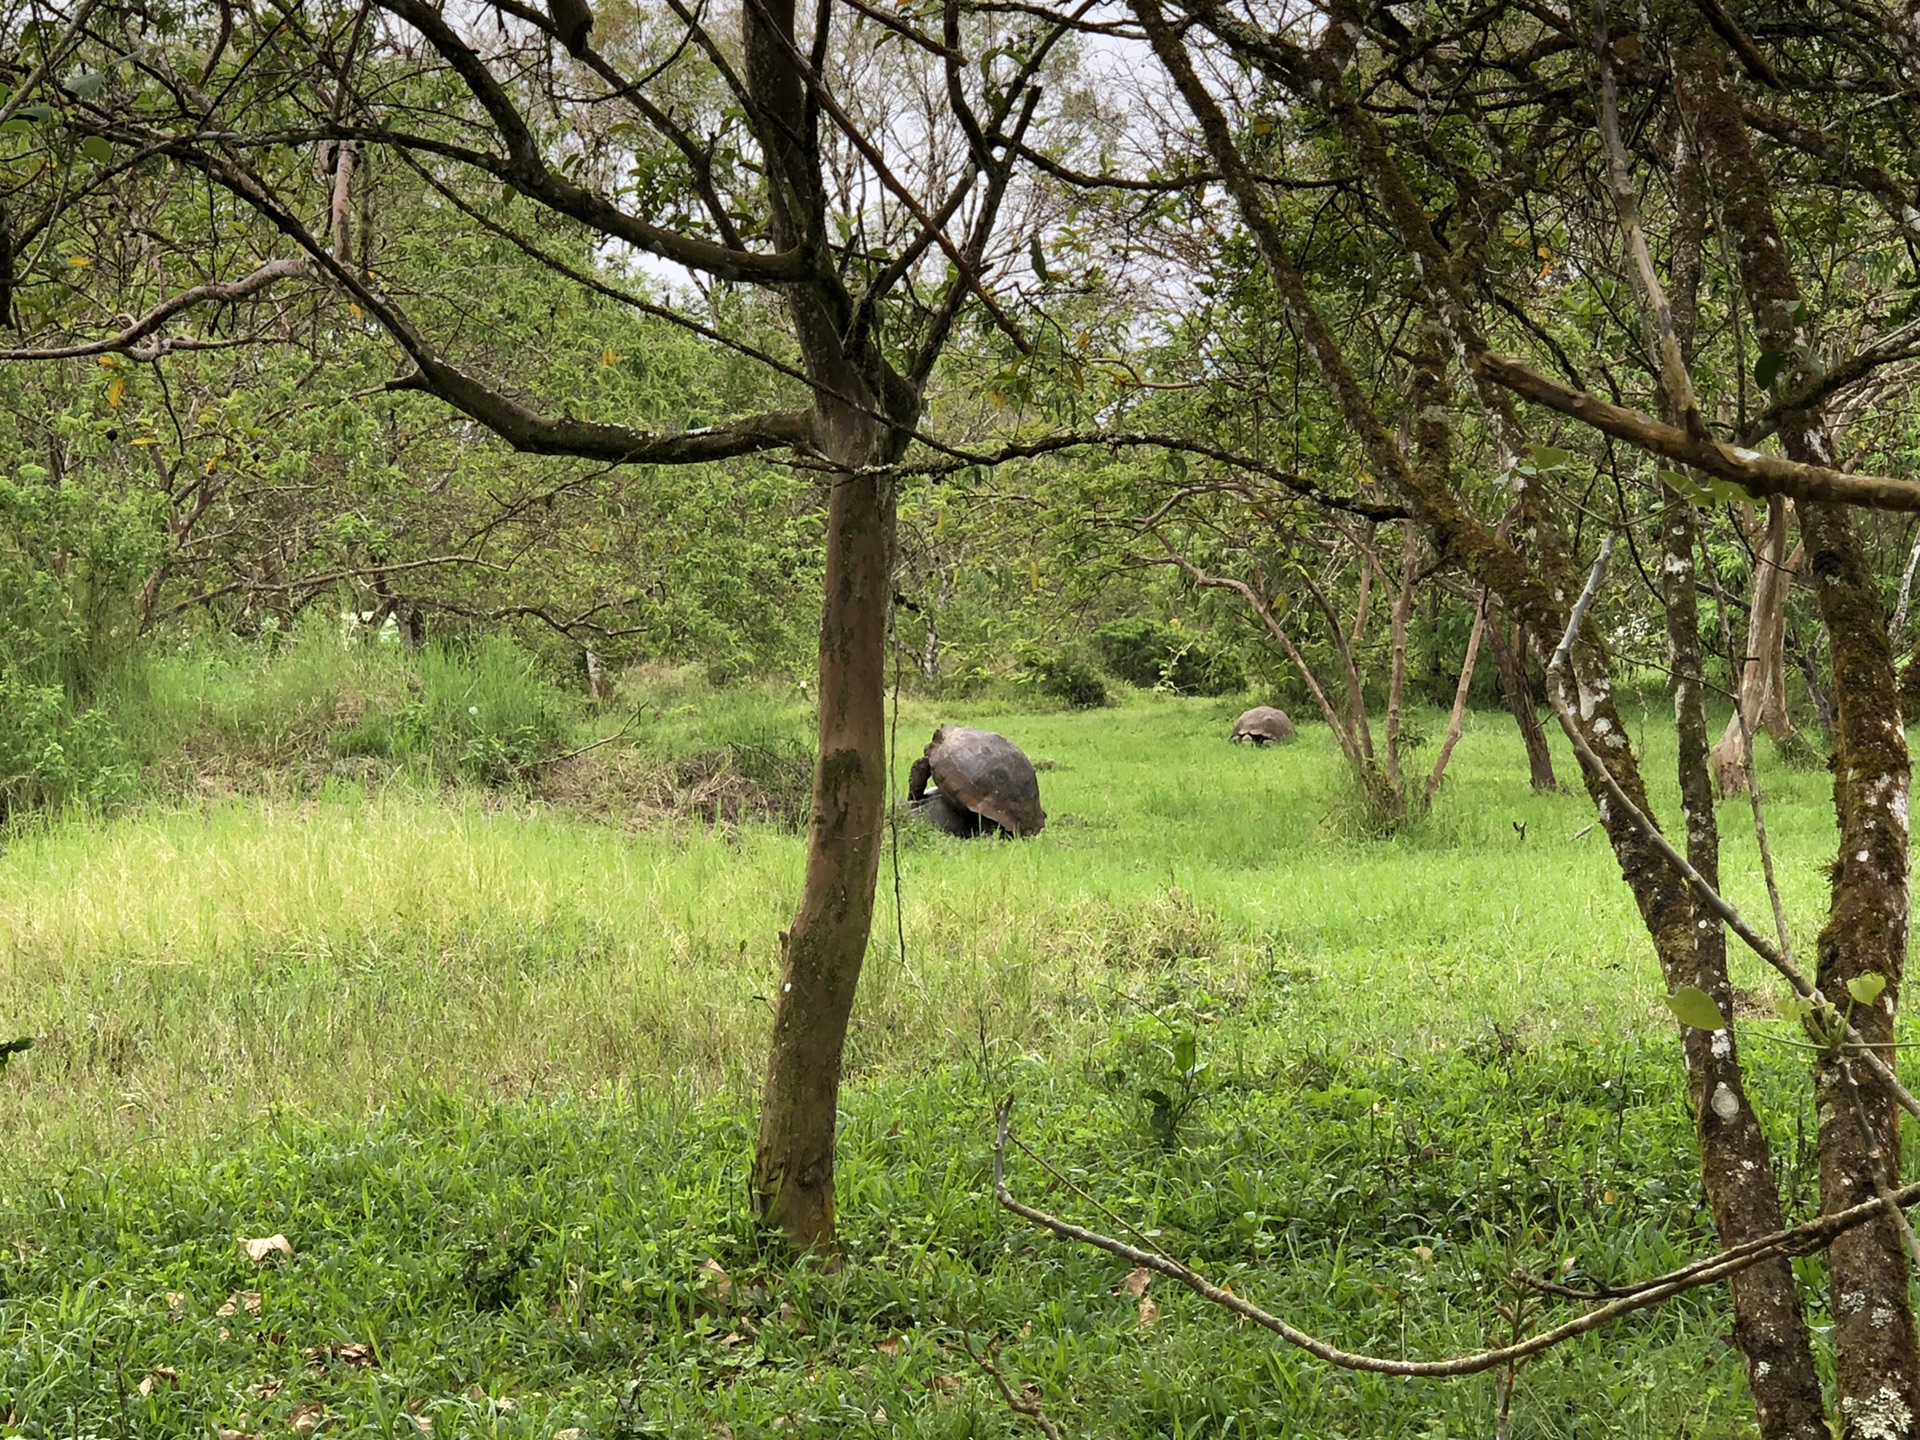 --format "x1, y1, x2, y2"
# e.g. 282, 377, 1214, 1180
959, 1329, 1065, 1440
540, 703, 652, 766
